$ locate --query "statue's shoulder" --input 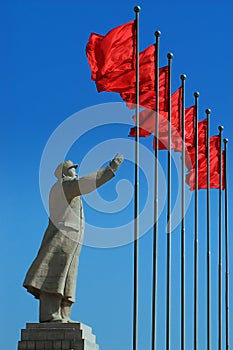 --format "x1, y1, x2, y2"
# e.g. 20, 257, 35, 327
61, 177, 79, 192
50, 177, 79, 199
62, 176, 77, 184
